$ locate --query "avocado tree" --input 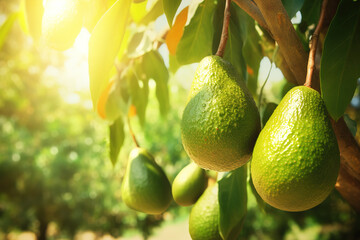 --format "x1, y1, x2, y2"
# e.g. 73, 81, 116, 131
1, 0, 360, 239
